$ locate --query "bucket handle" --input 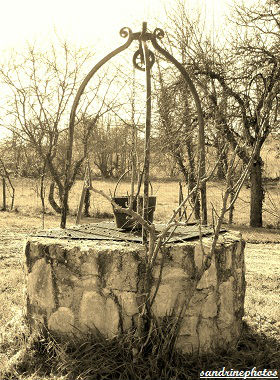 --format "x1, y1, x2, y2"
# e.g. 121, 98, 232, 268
113, 169, 130, 198
113, 169, 153, 198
